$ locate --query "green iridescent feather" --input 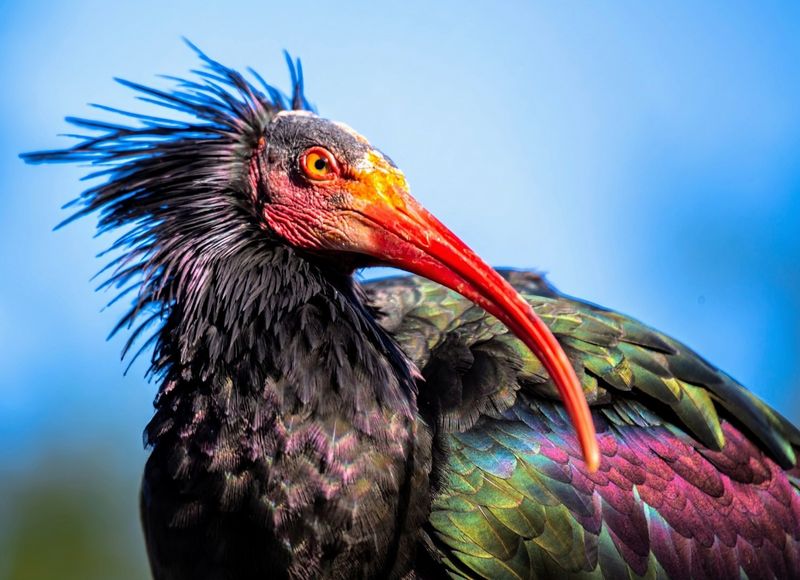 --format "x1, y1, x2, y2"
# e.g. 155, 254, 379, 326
367, 270, 800, 579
